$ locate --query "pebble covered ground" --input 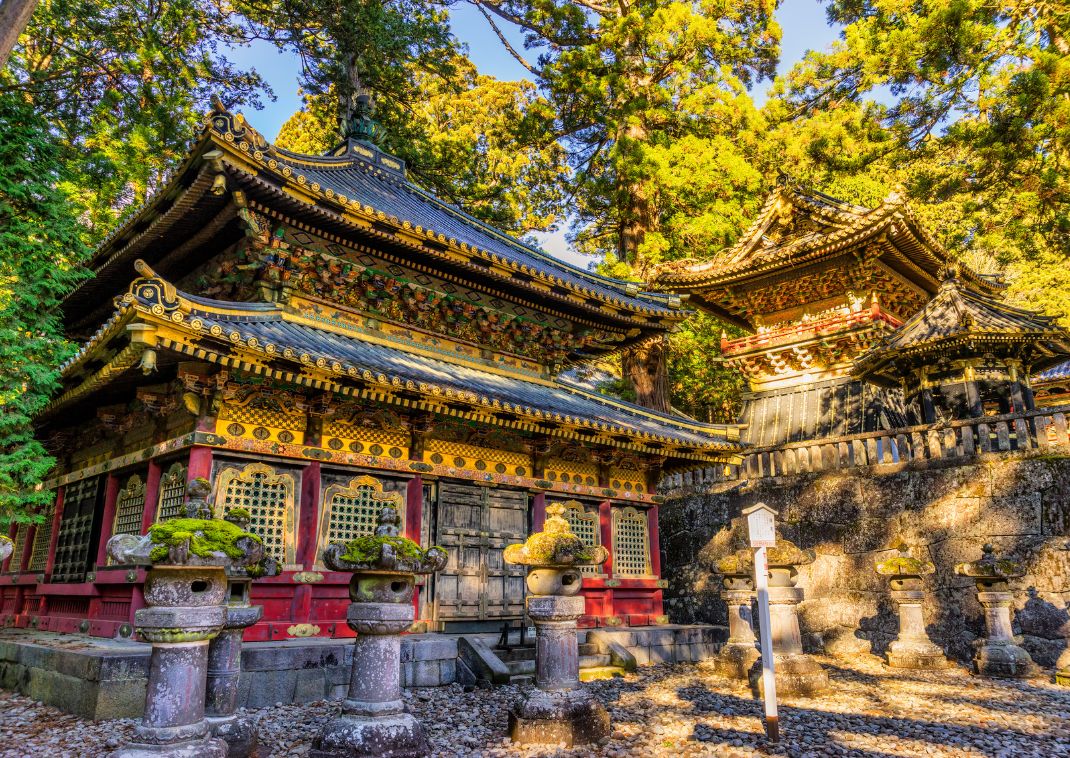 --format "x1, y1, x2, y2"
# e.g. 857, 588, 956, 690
1, 655, 1068, 757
